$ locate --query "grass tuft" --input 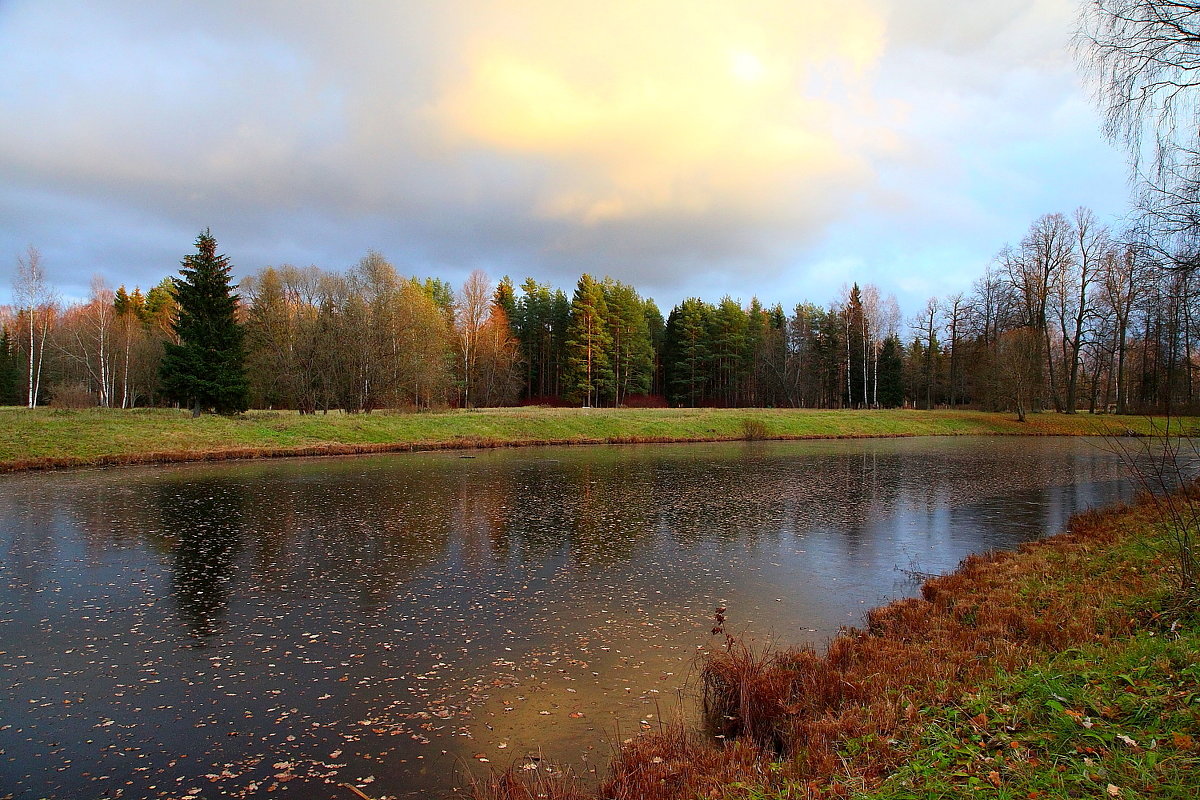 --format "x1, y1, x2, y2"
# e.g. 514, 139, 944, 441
740, 418, 770, 440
